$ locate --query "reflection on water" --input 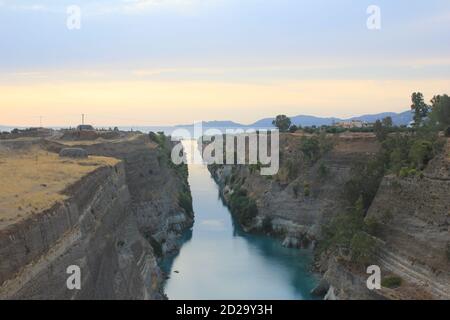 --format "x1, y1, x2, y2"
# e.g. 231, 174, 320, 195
161, 140, 318, 300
